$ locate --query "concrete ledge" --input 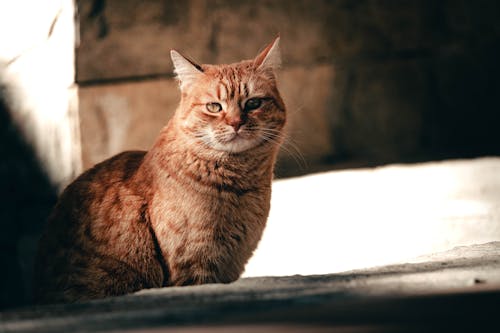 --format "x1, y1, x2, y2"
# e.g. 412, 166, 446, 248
2, 242, 499, 332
